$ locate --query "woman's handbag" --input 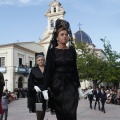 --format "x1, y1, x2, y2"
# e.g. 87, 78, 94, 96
35, 92, 43, 111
